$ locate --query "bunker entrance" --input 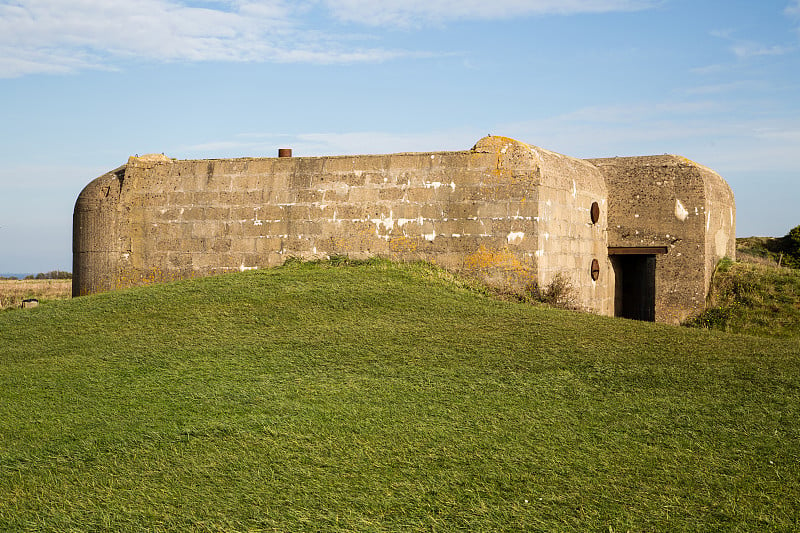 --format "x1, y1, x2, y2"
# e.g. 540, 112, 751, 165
609, 247, 668, 322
